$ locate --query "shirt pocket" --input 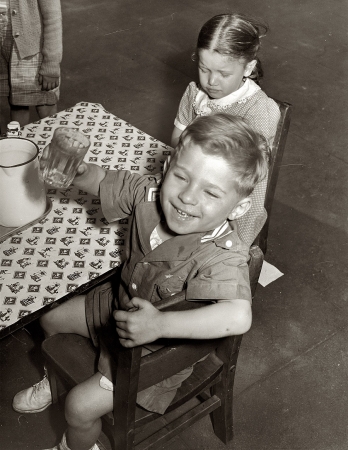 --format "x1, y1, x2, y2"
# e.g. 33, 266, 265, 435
151, 275, 187, 303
